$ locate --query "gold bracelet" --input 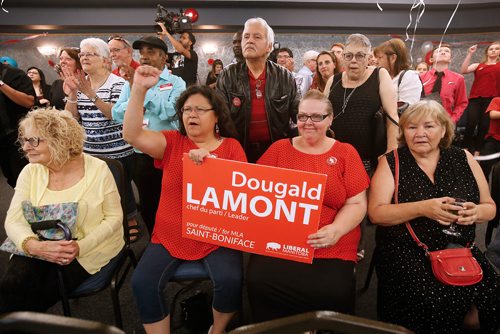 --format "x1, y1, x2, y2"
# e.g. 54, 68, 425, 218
21, 236, 39, 256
